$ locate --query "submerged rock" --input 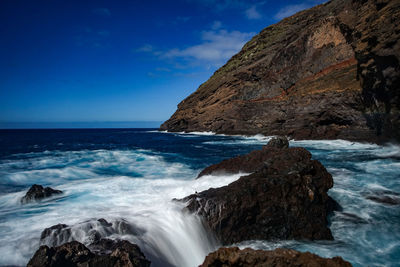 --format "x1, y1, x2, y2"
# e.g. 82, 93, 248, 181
21, 184, 62, 203
200, 247, 352, 267
27, 239, 150, 267
365, 195, 400, 205
363, 189, 400, 205
181, 140, 335, 244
